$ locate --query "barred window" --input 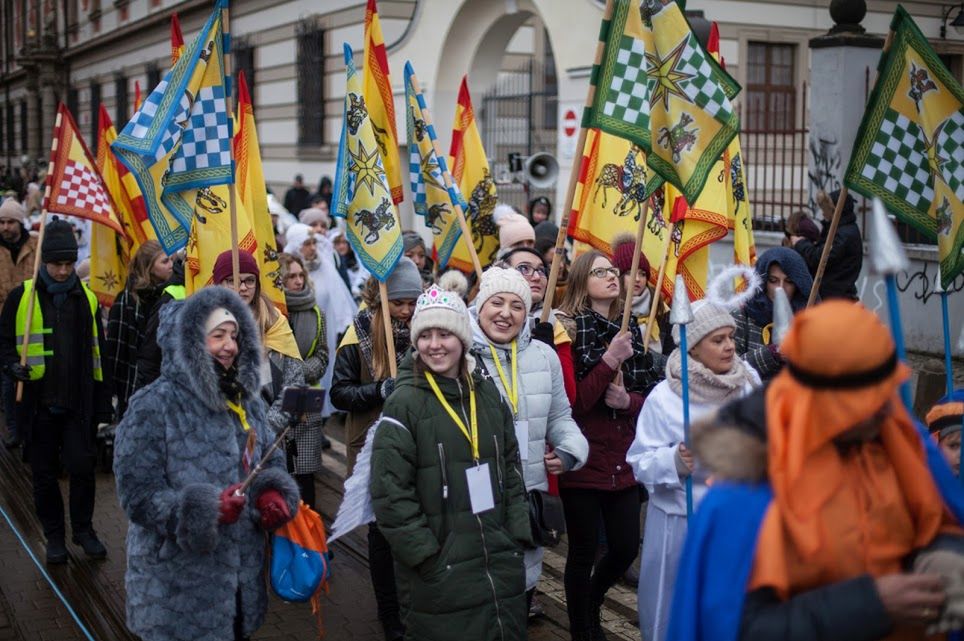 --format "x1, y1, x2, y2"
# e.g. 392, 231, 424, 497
296, 24, 324, 146
146, 64, 161, 94
234, 40, 255, 98
115, 74, 128, 124
19, 101, 27, 153
745, 42, 796, 130
90, 80, 101, 147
